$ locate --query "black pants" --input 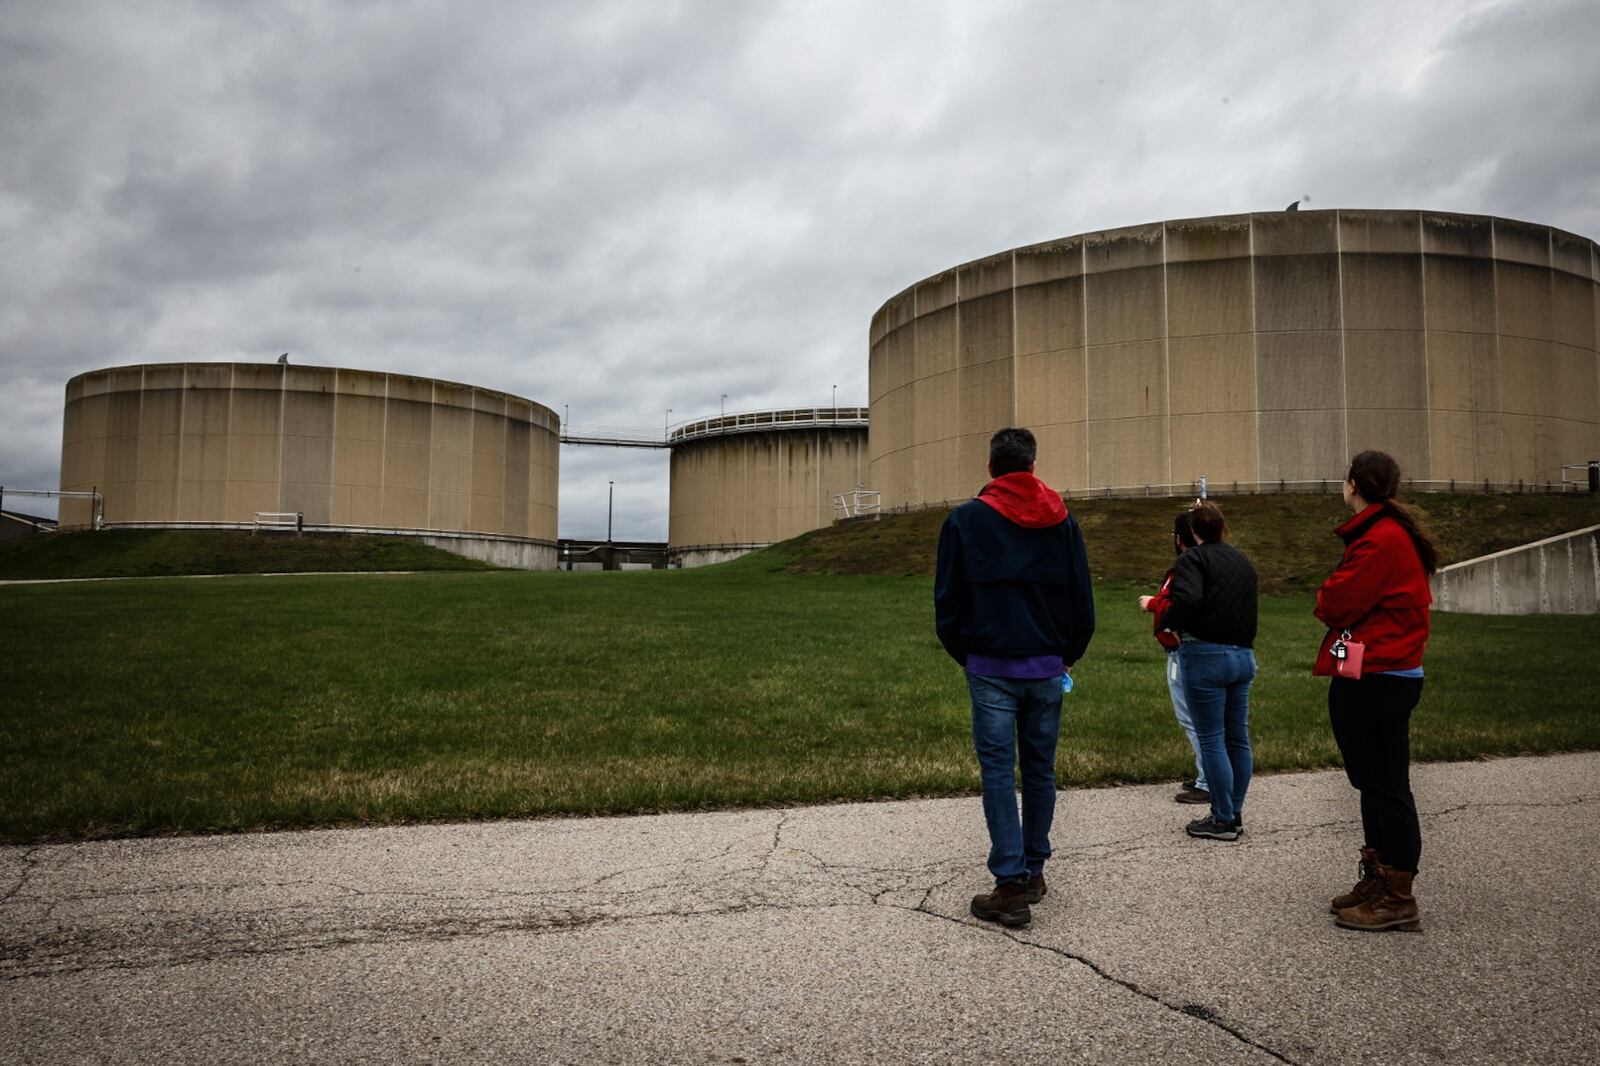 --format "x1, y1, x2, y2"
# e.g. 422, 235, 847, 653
1328, 675, 1424, 872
